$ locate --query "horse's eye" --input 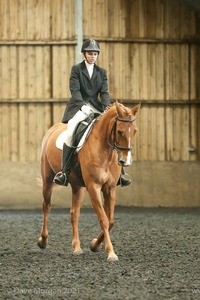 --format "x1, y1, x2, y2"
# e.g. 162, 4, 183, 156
117, 130, 123, 137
